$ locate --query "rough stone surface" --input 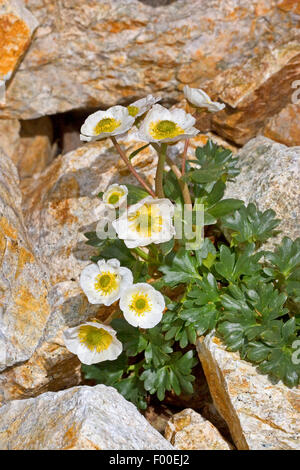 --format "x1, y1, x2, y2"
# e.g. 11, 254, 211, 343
0, 0, 38, 103
0, 117, 55, 179
0, 279, 115, 404
0, 0, 299, 119
165, 408, 232, 450
0, 118, 20, 158
224, 136, 300, 247
0, 148, 50, 371
200, 40, 300, 145
264, 103, 300, 147
197, 333, 300, 450
0, 385, 174, 450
